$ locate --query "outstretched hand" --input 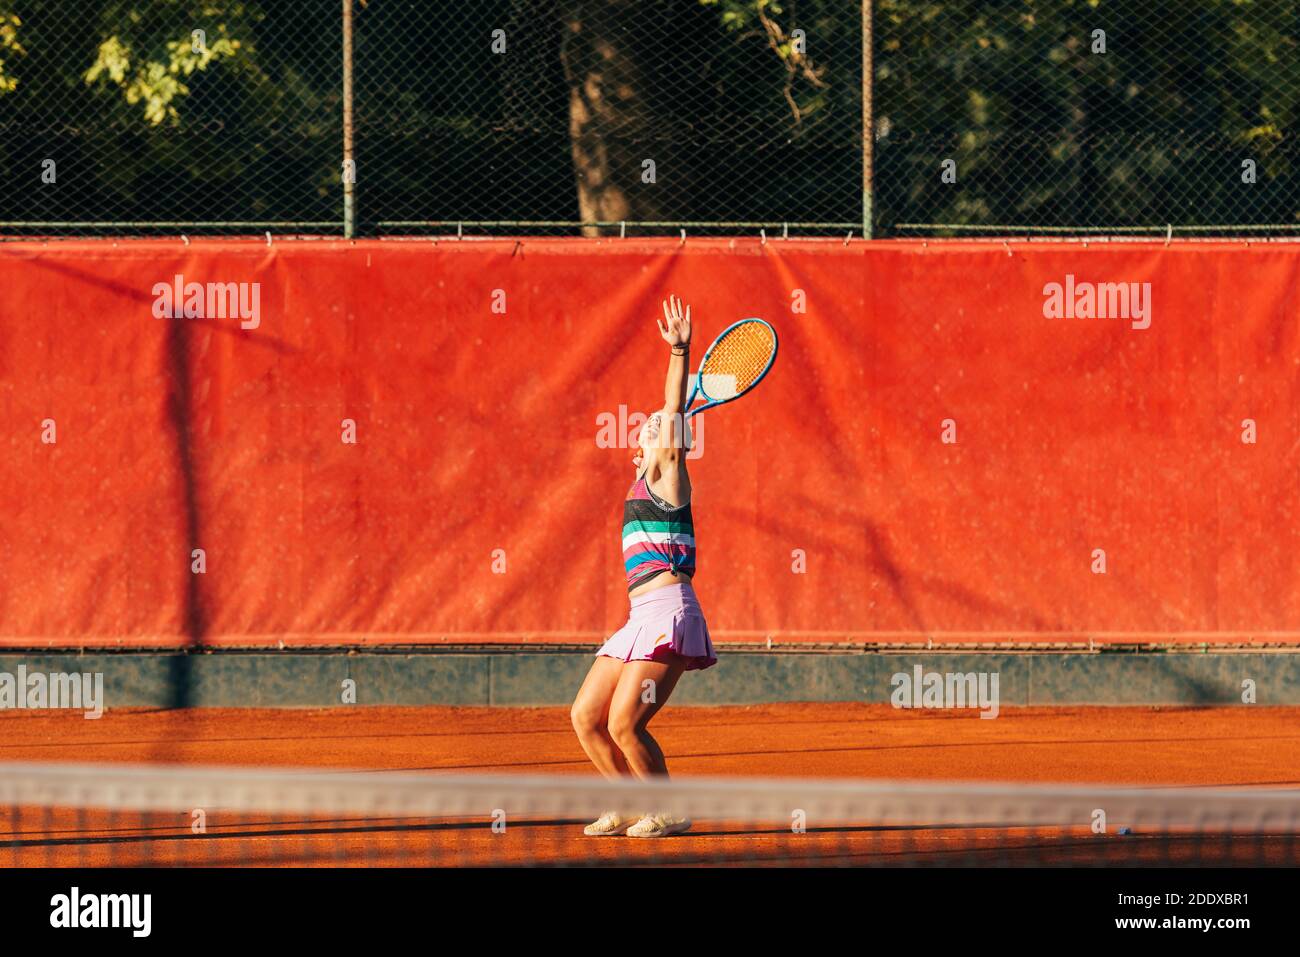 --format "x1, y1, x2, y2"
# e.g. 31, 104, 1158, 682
657, 296, 691, 347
